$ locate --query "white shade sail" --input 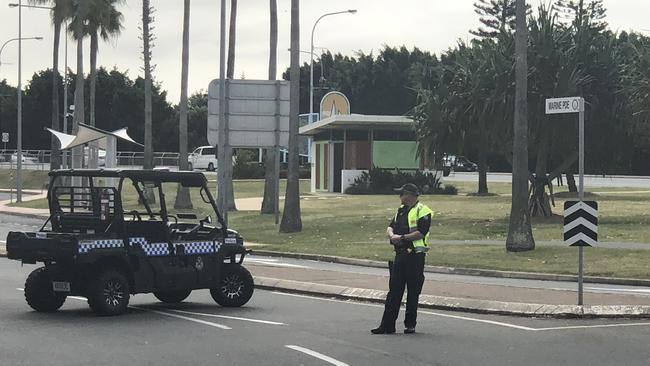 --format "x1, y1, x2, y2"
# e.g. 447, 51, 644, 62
47, 123, 143, 150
